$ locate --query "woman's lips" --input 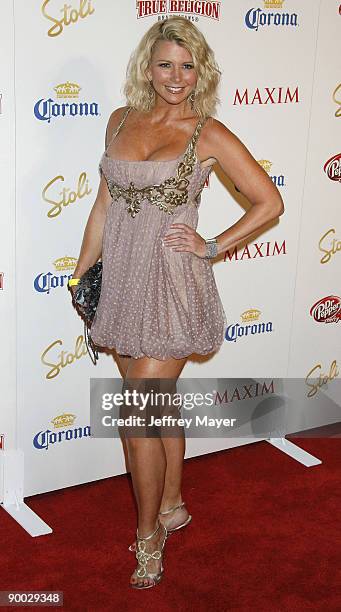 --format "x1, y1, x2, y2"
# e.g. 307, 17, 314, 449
165, 86, 186, 94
